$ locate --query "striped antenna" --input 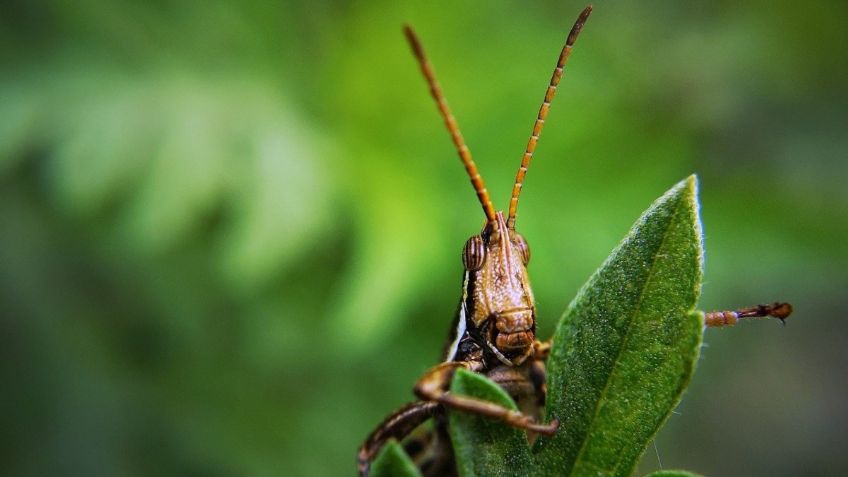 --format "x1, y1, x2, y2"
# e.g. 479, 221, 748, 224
404, 25, 498, 224
507, 5, 592, 229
